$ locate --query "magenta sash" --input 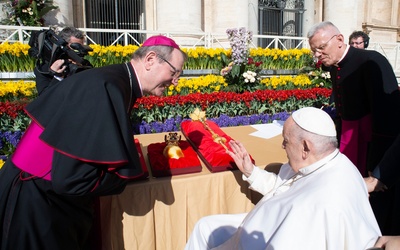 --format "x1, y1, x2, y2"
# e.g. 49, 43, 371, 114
11, 122, 54, 180
339, 115, 371, 176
